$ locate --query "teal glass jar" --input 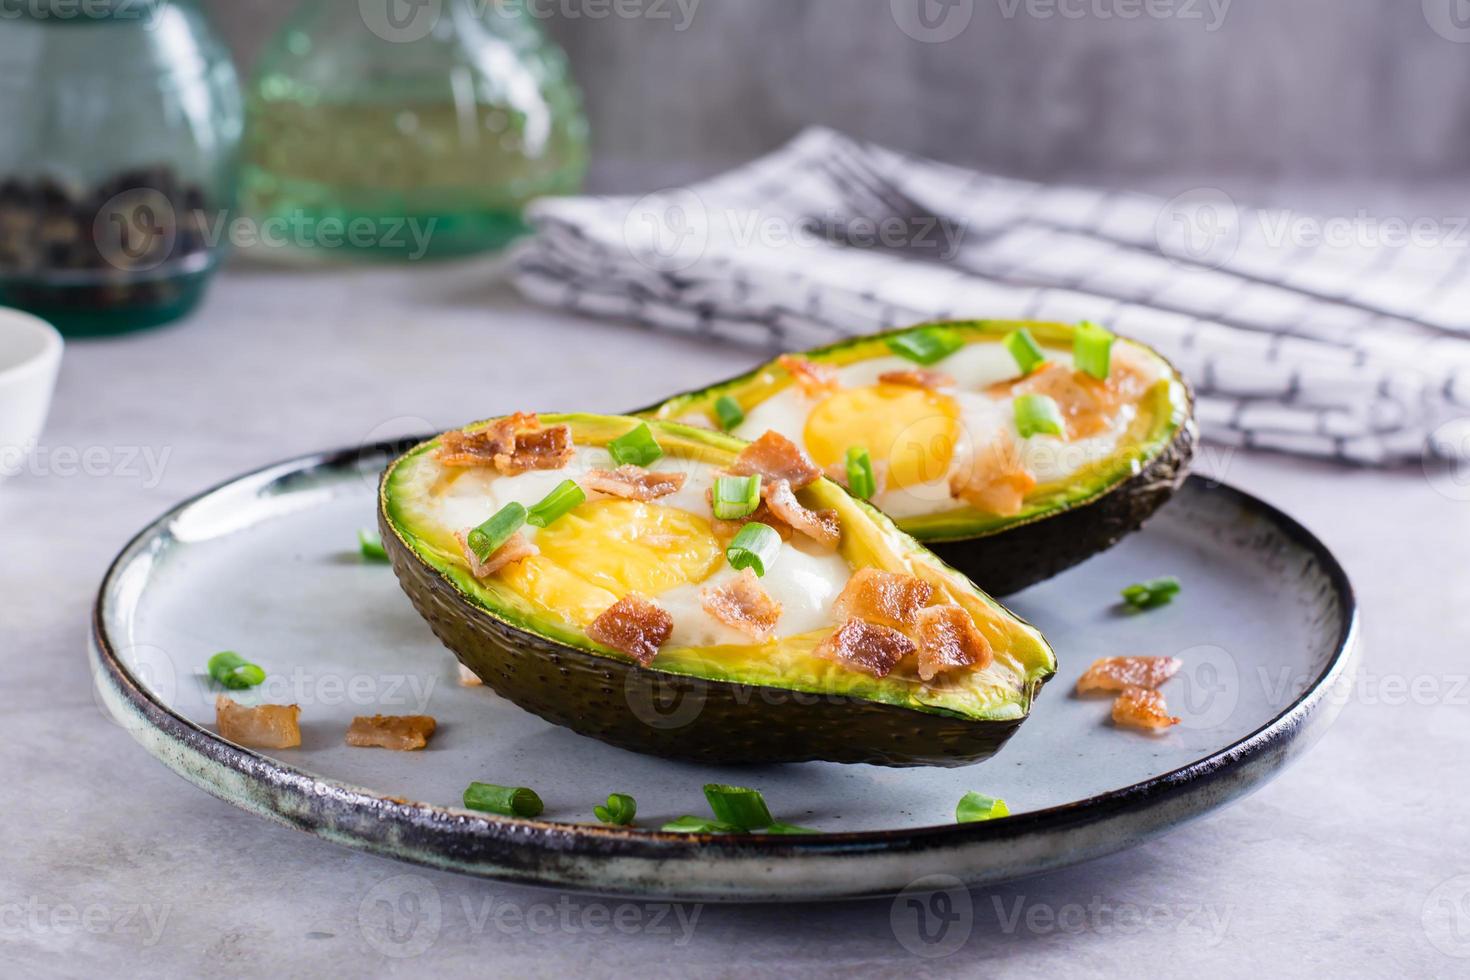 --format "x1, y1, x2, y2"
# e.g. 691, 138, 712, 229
0, 0, 243, 336
241, 0, 590, 262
